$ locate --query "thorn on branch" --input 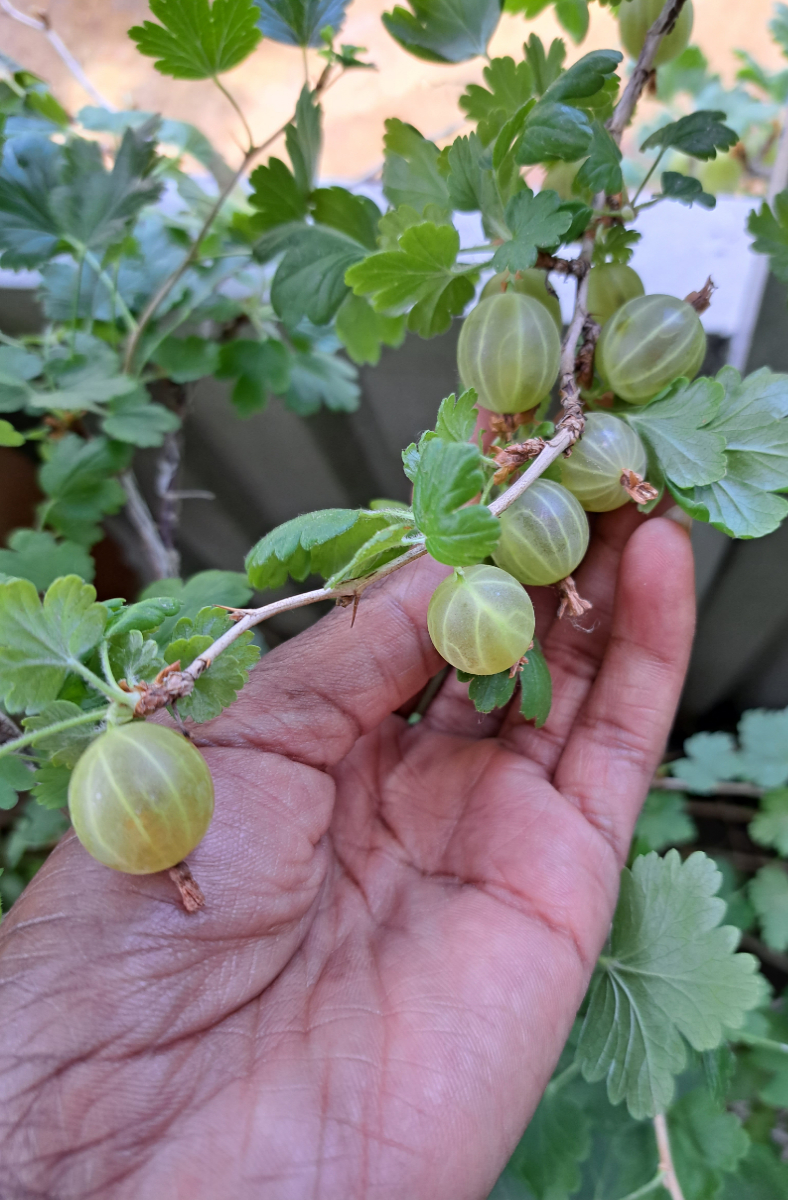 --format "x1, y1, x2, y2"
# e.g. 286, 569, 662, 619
535, 250, 589, 279
574, 316, 601, 390
556, 576, 593, 620
167, 861, 205, 913
684, 276, 715, 313
492, 438, 547, 484
620, 469, 660, 504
